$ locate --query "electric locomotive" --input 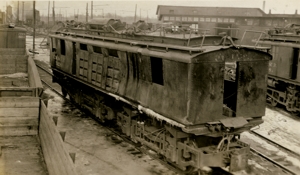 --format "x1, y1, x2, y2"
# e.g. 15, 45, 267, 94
49, 19, 271, 173
255, 24, 300, 114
